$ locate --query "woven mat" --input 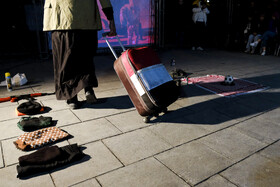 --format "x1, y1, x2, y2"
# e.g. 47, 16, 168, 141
188, 75, 269, 97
